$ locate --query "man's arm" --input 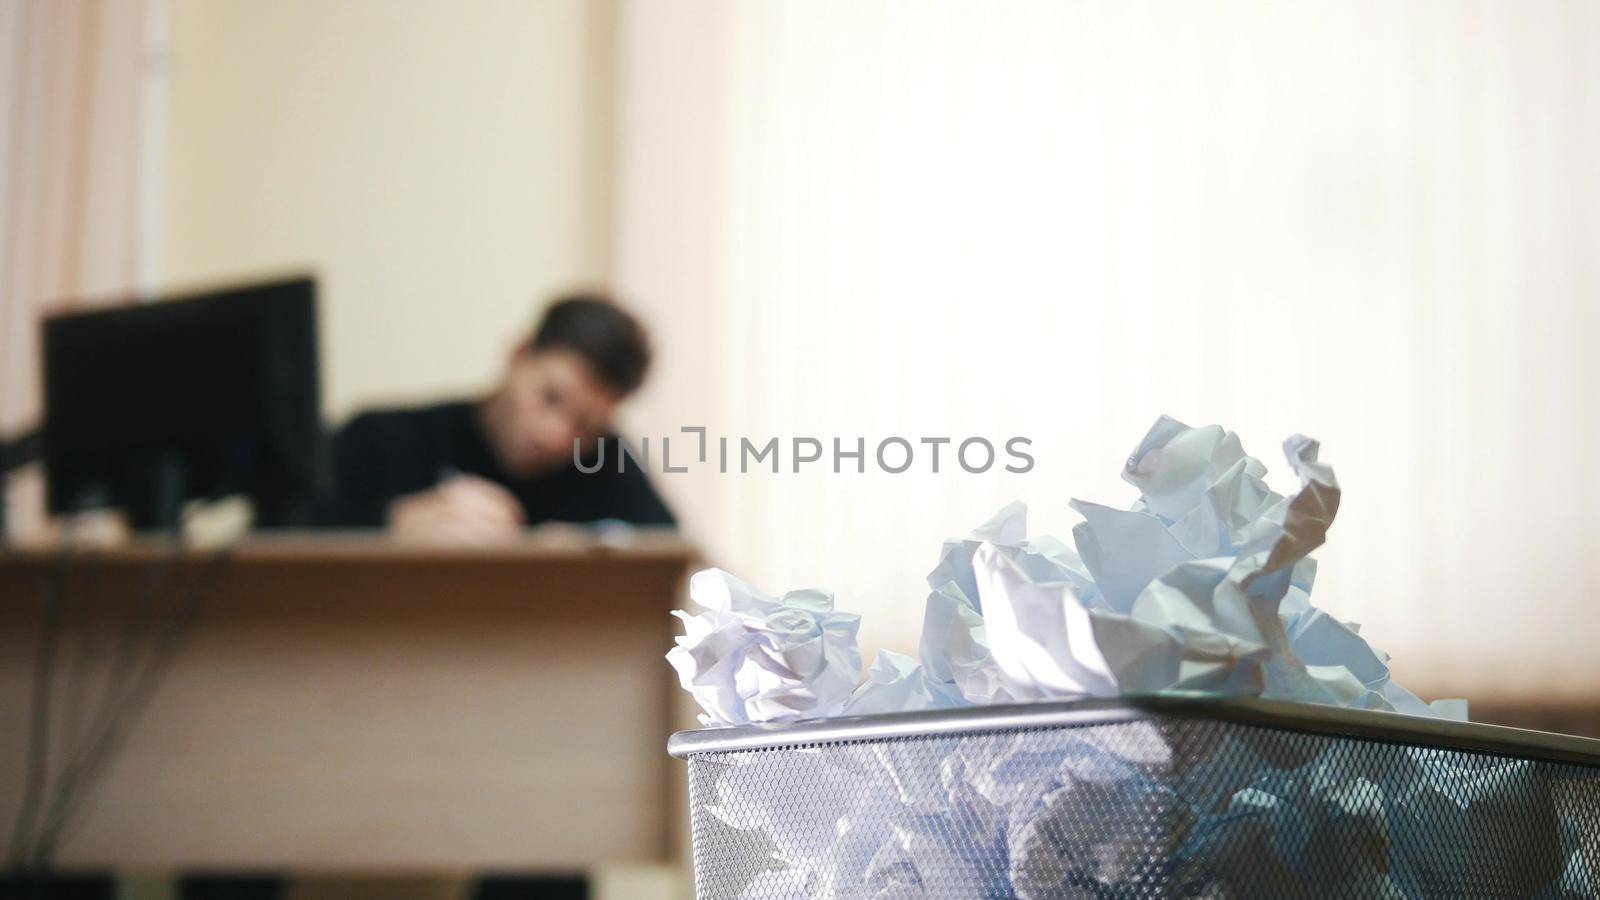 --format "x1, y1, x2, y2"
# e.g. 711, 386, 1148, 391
323, 410, 526, 542
319, 413, 415, 527
388, 474, 525, 542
